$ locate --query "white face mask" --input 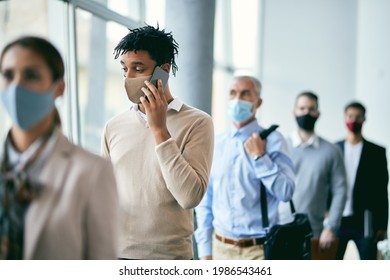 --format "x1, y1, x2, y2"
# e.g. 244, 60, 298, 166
124, 75, 152, 104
